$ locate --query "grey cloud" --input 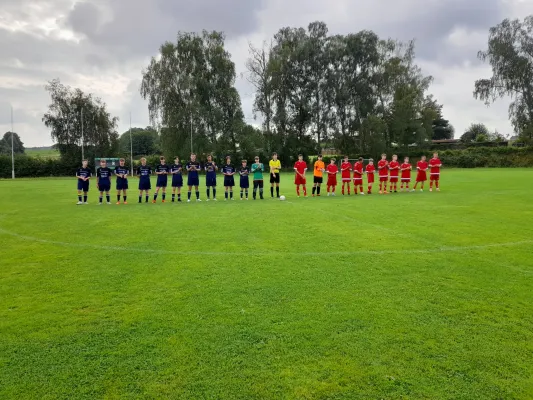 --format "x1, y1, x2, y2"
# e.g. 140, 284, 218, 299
65, 1, 104, 38
378, 0, 503, 64
67, 0, 265, 57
